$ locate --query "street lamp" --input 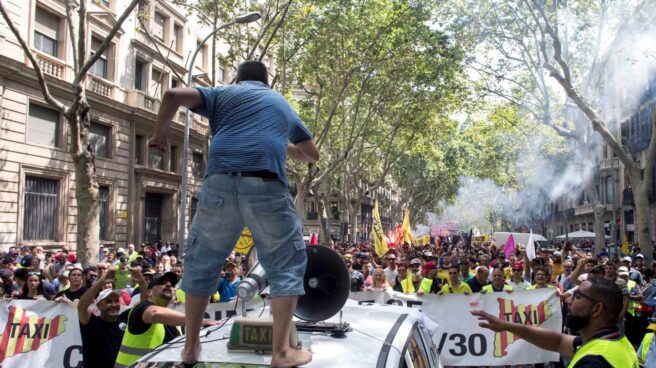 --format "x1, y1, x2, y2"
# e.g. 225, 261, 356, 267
178, 12, 261, 258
